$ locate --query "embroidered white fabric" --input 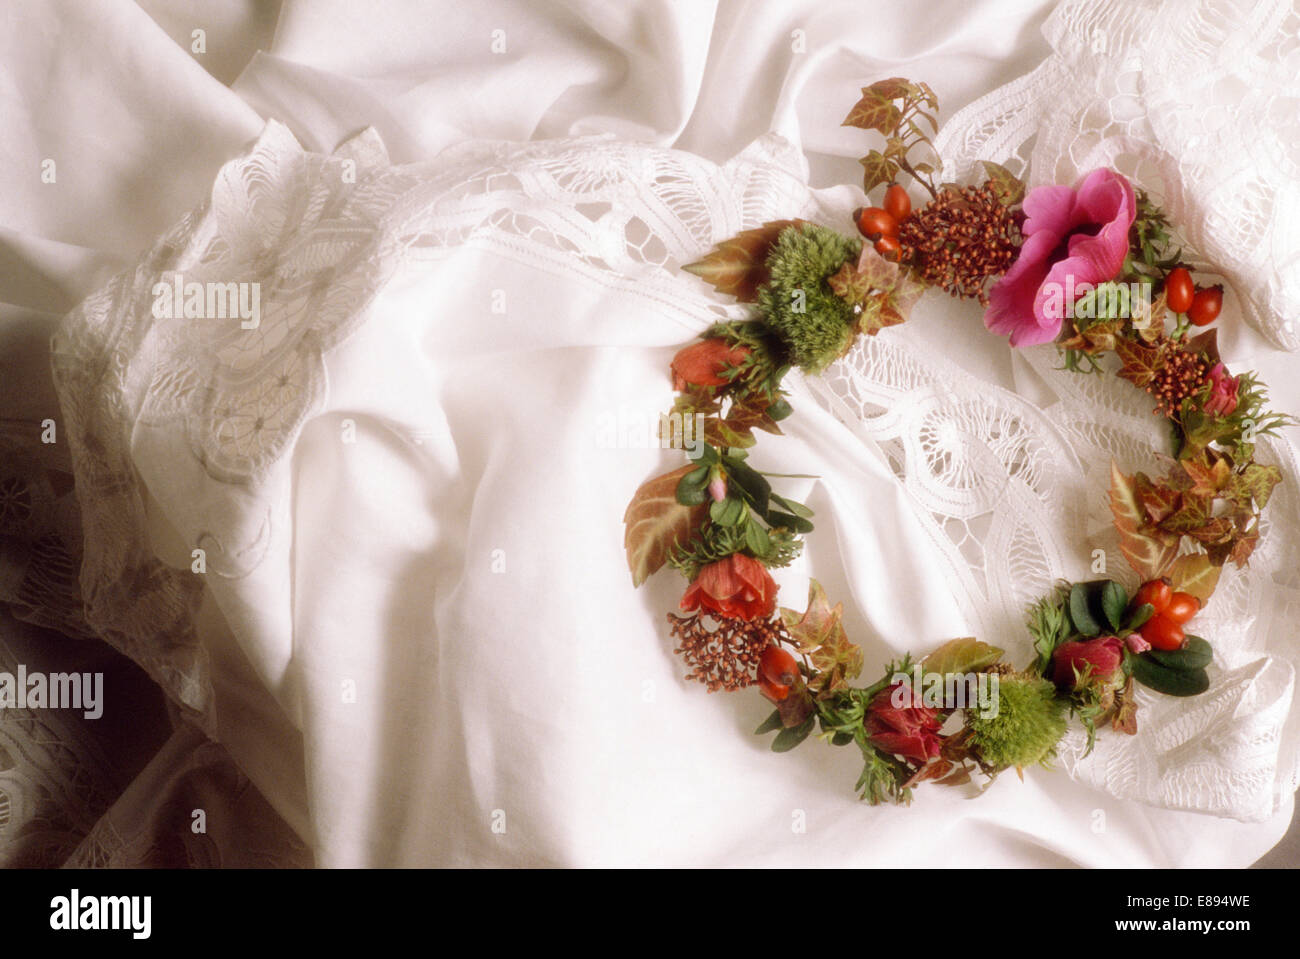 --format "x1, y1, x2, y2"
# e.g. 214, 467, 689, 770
47, 72, 1299, 840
